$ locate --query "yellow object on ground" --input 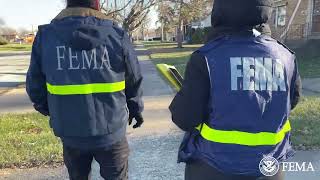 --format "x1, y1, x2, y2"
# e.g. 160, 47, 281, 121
156, 64, 182, 91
